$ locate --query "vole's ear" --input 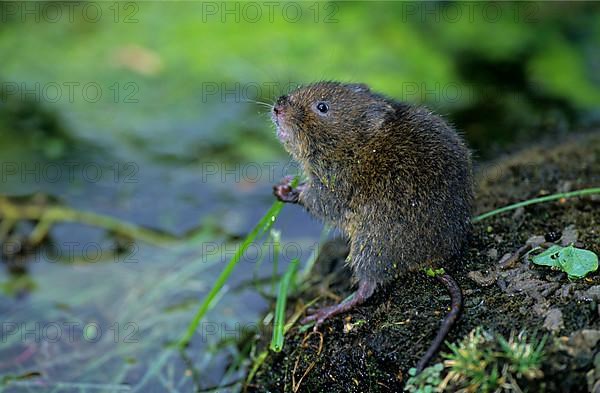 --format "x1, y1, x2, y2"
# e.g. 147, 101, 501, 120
348, 83, 370, 93
369, 101, 394, 115
366, 102, 394, 128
